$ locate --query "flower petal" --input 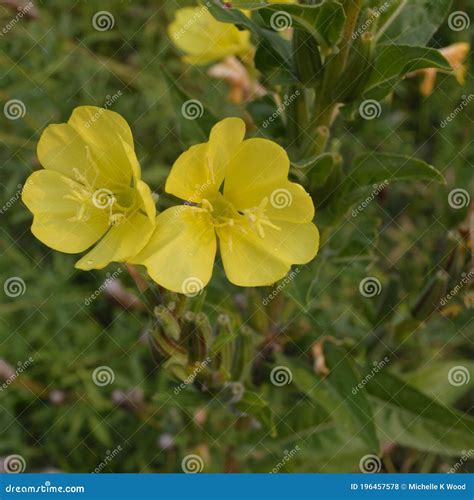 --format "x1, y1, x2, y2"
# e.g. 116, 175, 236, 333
165, 118, 246, 203
217, 221, 319, 287
224, 138, 290, 210
68, 106, 138, 188
37, 107, 139, 191
165, 144, 215, 202
75, 211, 155, 270
266, 182, 315, 223
22, 170, 109, 253
169, 8, 251, 65
207, 117, 246, 183
37, 123, 96, 186
136, 179, 156, 222
132, 206, 217, 294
